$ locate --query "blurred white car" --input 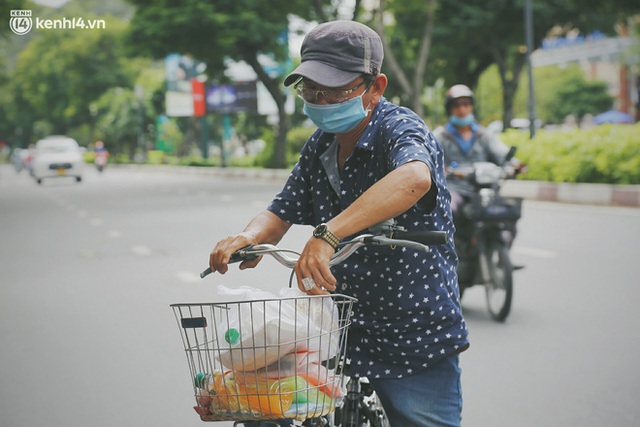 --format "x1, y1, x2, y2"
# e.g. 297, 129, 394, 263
31, 136, 84, 184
